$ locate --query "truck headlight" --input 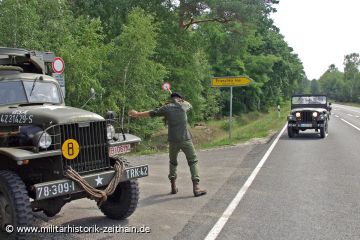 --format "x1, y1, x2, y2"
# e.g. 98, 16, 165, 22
295, 112, 301, 118
312, 112, 318, 117
107, 124, 116, 140
37, 132, 52, 149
